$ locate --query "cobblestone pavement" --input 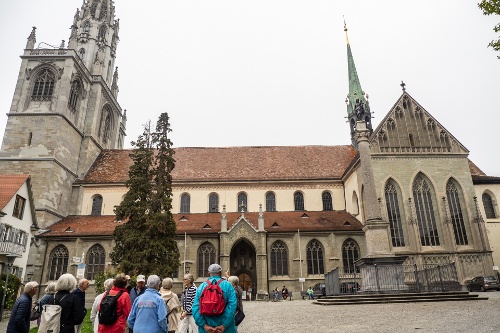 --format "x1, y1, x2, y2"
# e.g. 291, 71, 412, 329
237, 292, 500, 333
